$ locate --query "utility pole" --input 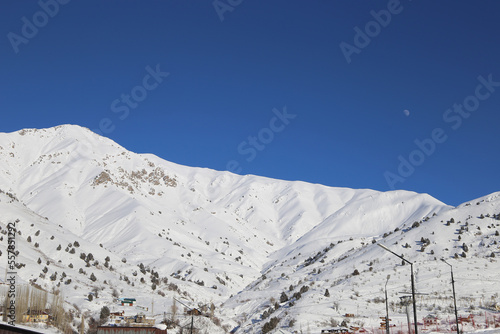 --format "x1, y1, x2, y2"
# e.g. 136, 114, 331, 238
400, 296, 411, 334
385, 275, 391, 334
410, 262, 418, 334
378, 244, 418, 334
442, 259, 460, 334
